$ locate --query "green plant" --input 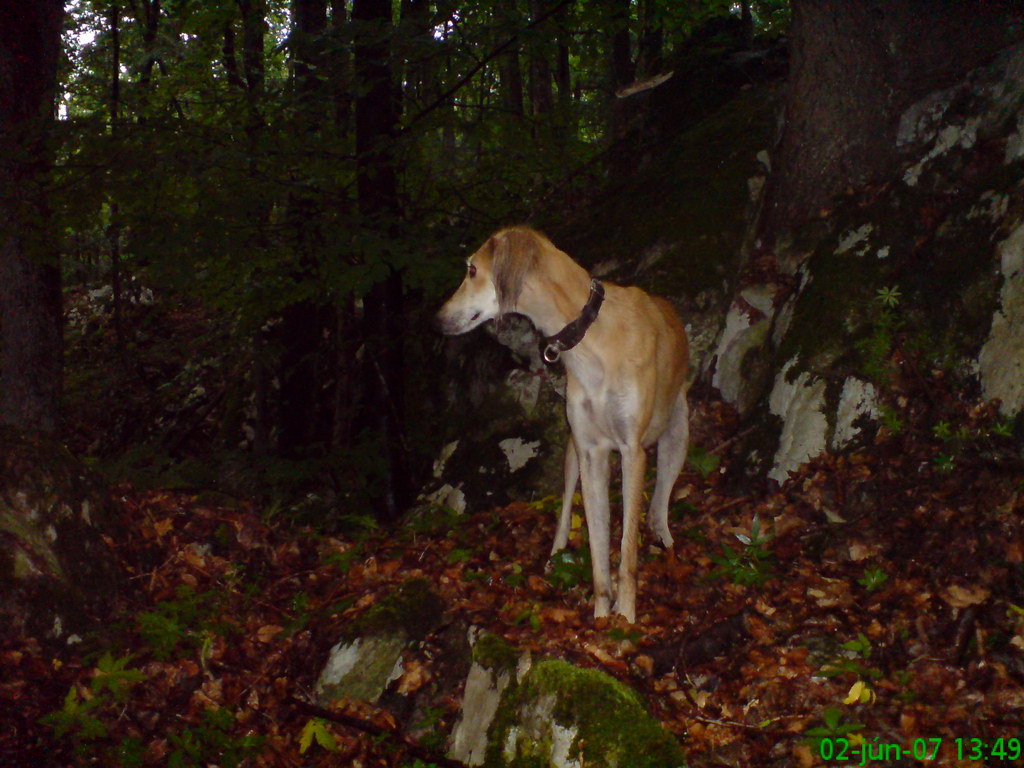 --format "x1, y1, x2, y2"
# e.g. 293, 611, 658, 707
513, 605, 541, 631
708, 514, 774, 586
686, 445, 721, 479
606, 627, 643, 643
857, 566, 888, 592
878, 405, 904, 435
504, 562, 526, 587
547, 547, 592, 590
40, 686, 107, 741
136, 585, 224, 660
298, 717, 337, 754
818, 634, 883, 680
802, 706, 865, 750
933, 452, 956, 473
167, 708, 263, 768
446, 547, 475, 564
855, 285, 905, 385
